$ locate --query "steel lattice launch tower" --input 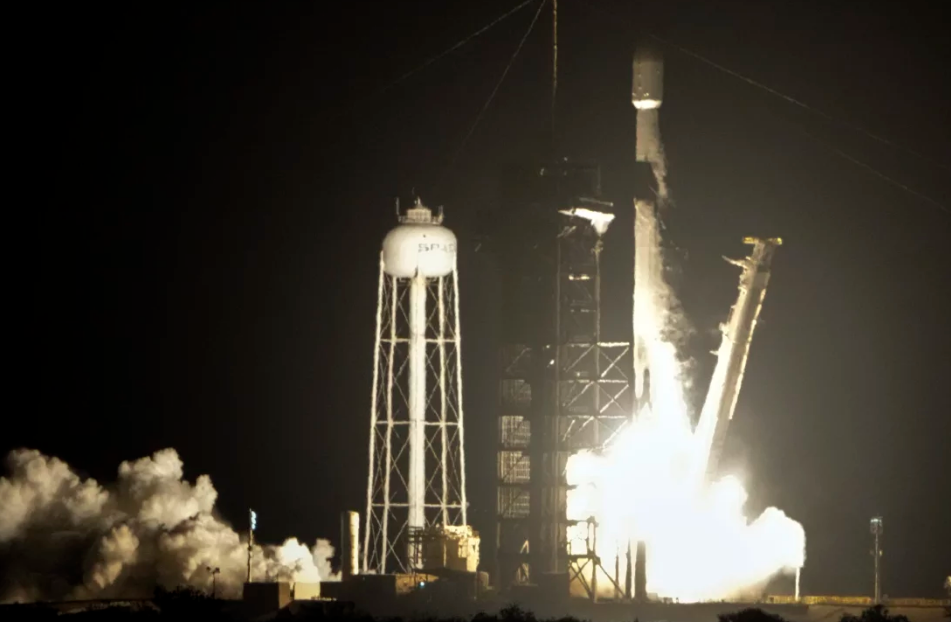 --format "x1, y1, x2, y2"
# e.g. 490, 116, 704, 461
364, 199, 469, 574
